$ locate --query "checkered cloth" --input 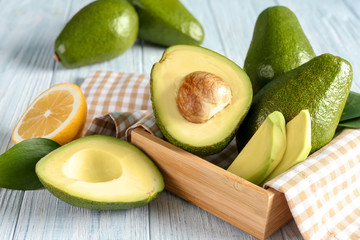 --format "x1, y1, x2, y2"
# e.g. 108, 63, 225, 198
80, 71, 158, 139
266, 129, 360, 240
80, 70, 238, 168
80, 70, 360, 240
